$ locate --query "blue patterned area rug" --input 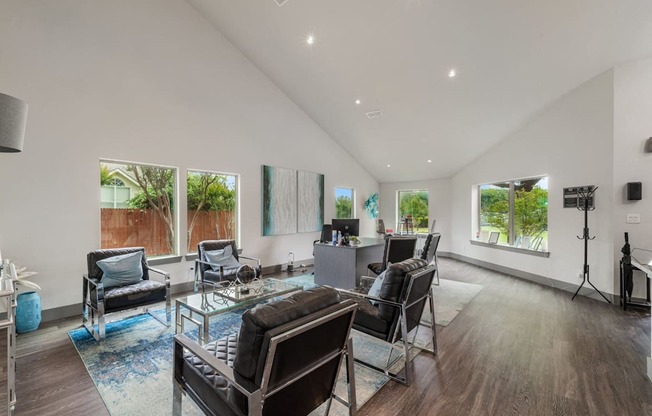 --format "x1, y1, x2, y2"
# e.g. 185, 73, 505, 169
286, 274, 483, 327
69, 307, 395, 415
